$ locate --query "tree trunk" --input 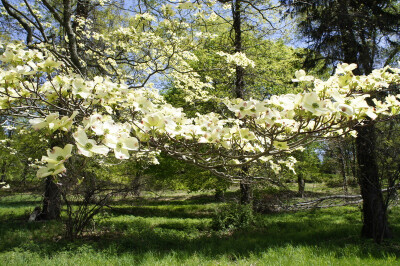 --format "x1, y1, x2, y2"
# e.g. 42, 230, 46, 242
40, 176, 61, 220
214, 188, 225, 202
233, 0, 244, 99
232, 0, 253, 205
338, 145, 348, 194
132, 172, 142, 197
39, 123, 69, 220
356, 123, 392, 243
297, 173, 305, 198
351, 140, 357, 180
338, 4, 390, 240
240, 179, 253, 204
